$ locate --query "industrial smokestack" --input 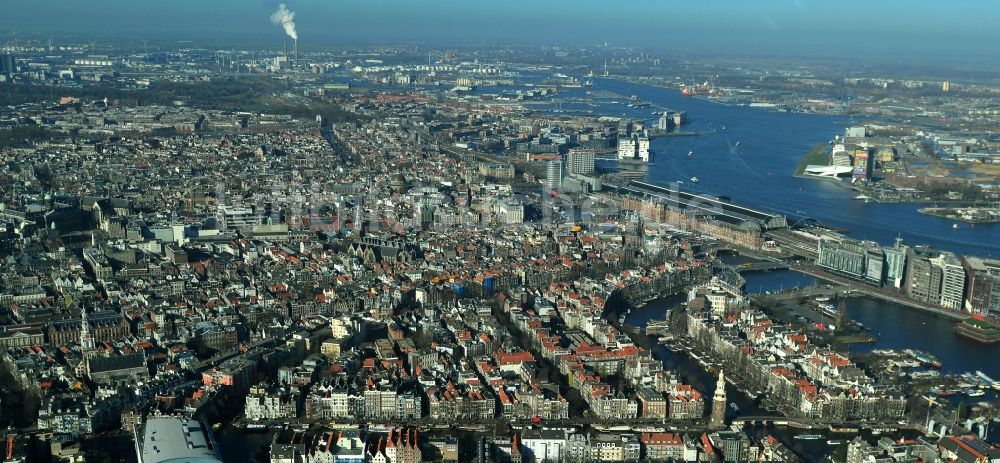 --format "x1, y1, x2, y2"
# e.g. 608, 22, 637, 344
294, 38, 298, 69
270, 4, 298, 40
